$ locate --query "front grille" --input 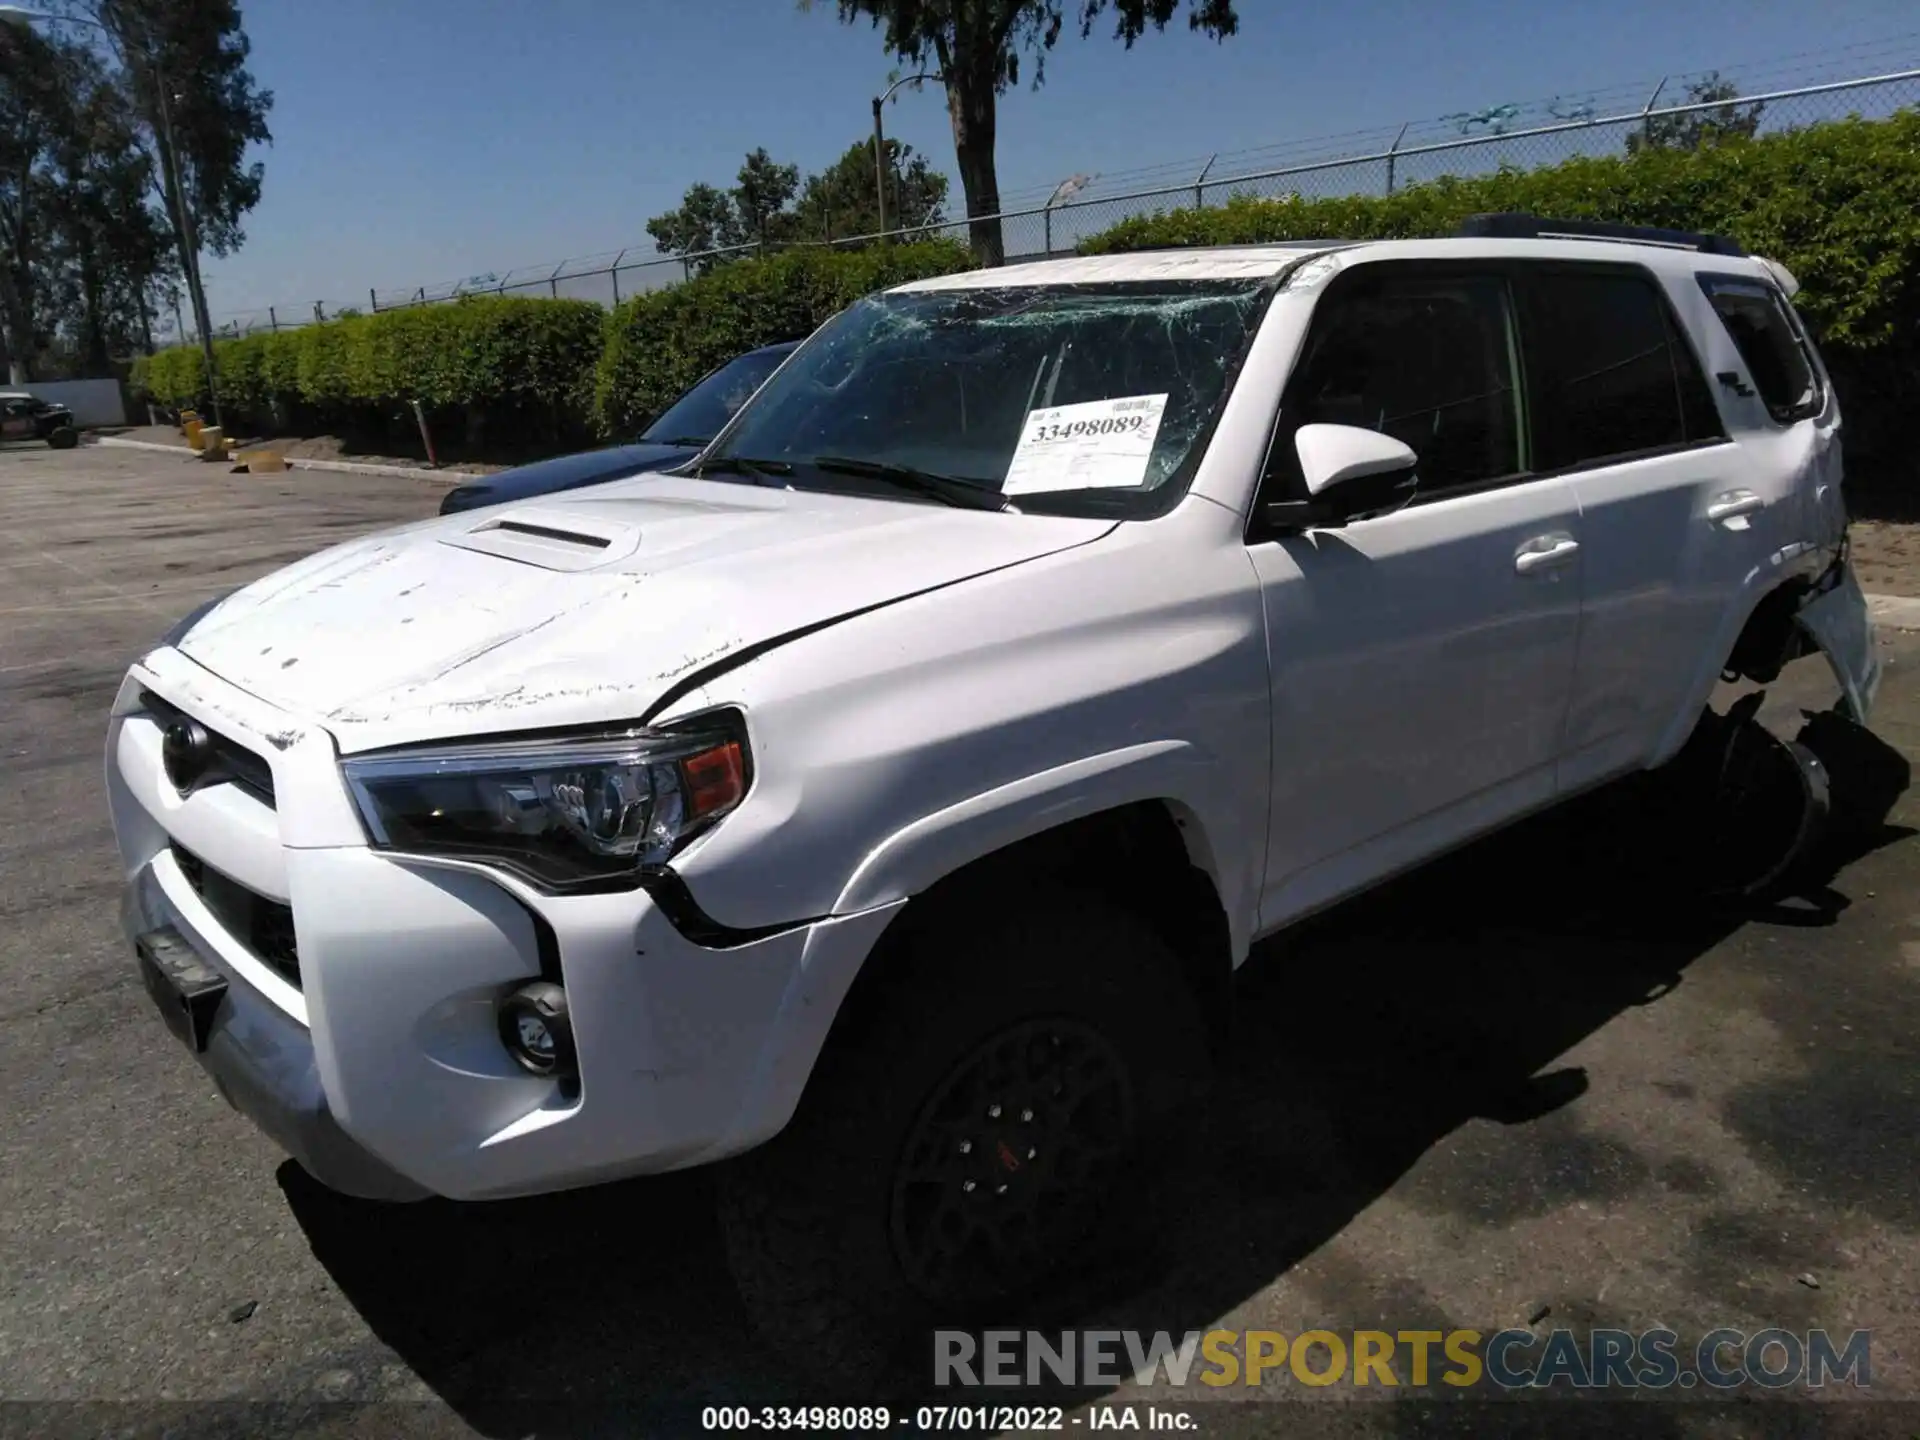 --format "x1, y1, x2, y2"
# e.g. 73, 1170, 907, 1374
140, 691, 276, 807
171, 843, 300, 989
